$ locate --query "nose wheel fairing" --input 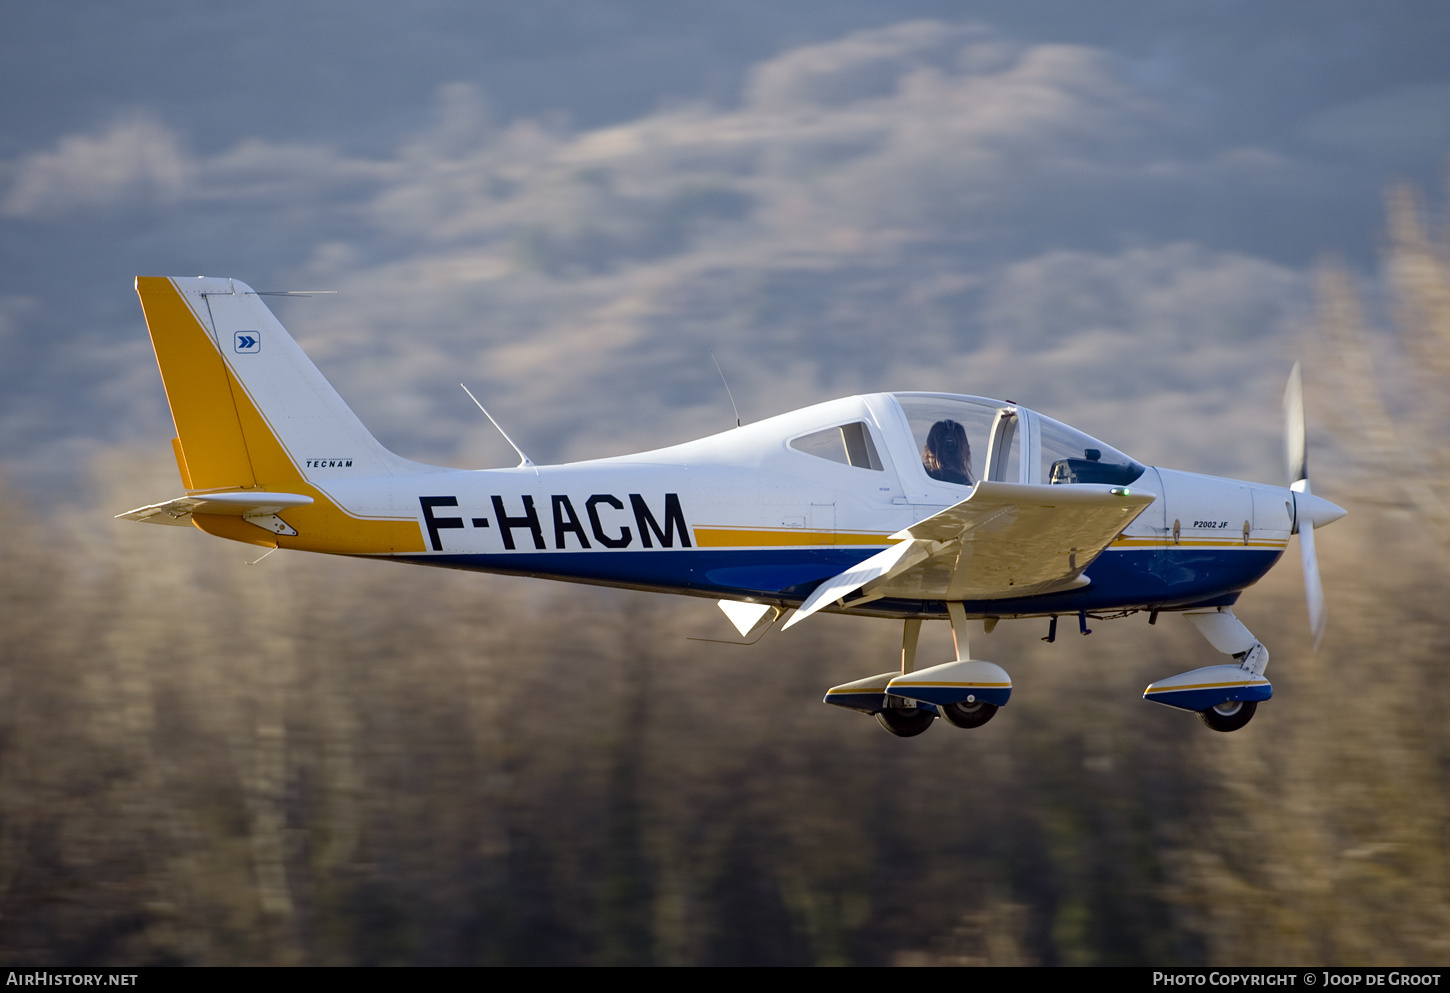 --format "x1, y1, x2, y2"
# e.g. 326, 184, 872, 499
1142, 665, 1273, 712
